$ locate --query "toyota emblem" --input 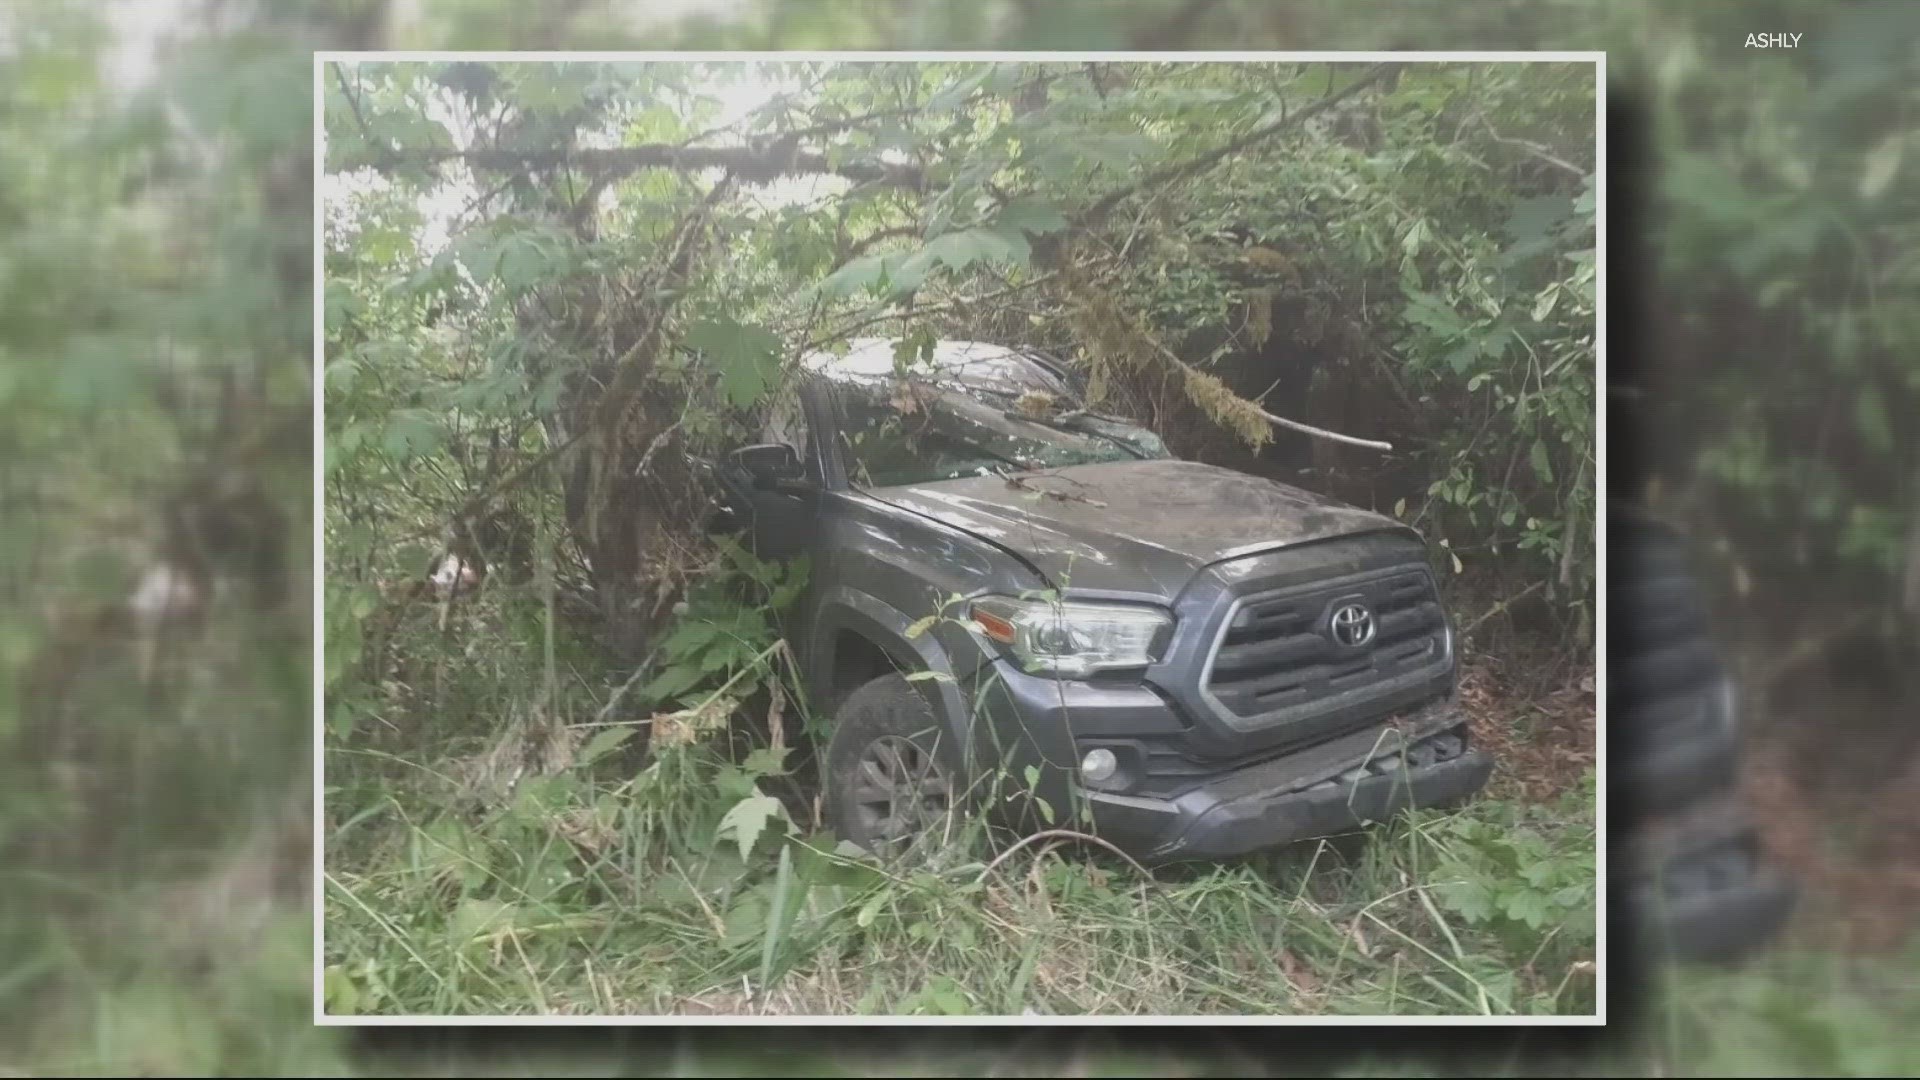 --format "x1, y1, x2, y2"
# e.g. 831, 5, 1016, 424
1330, 603, 1375, 648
